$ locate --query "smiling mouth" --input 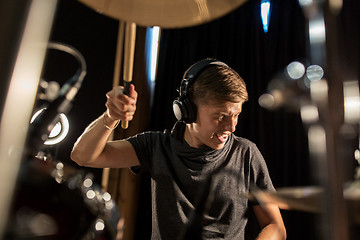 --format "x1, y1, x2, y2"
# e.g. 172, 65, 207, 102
215, 133, 229, 143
